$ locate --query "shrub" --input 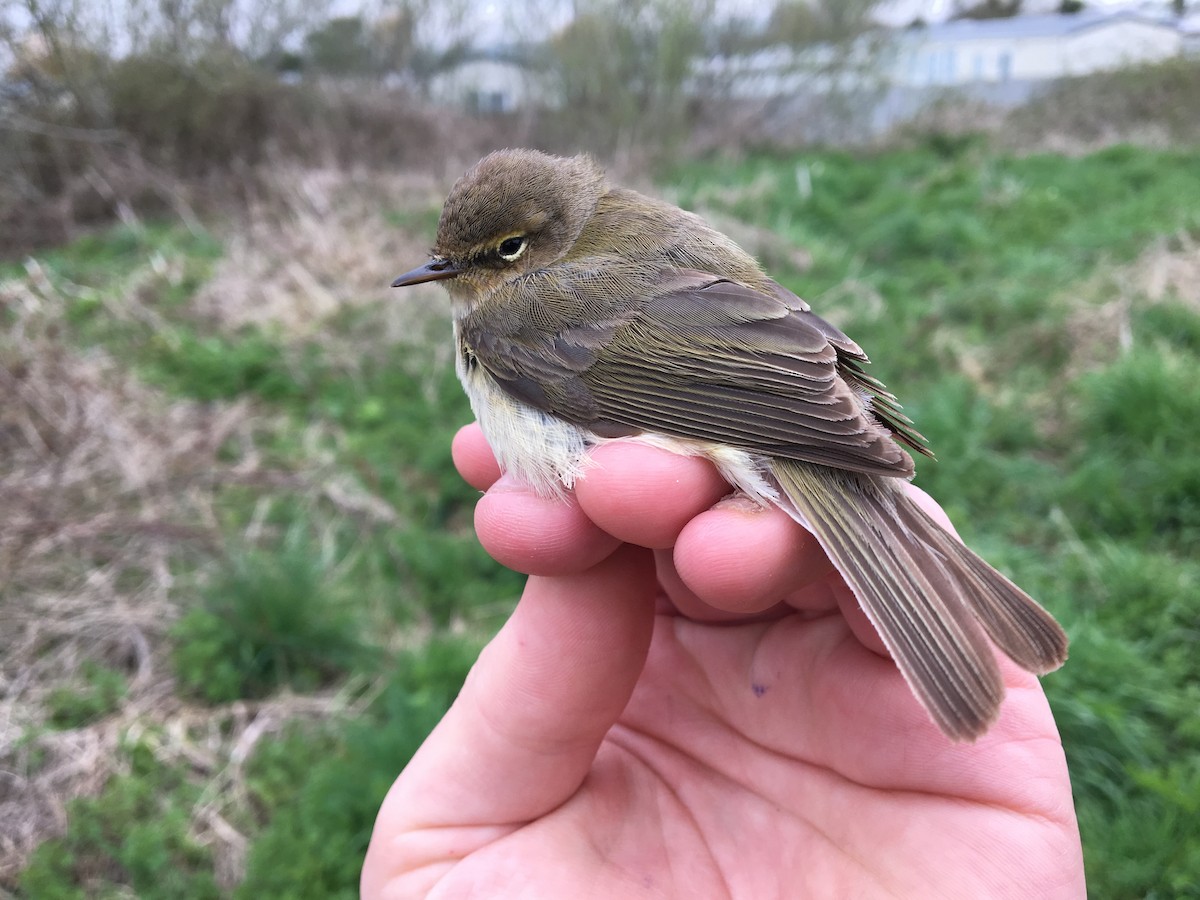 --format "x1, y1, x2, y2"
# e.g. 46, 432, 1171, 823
106, 52, 287, 173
